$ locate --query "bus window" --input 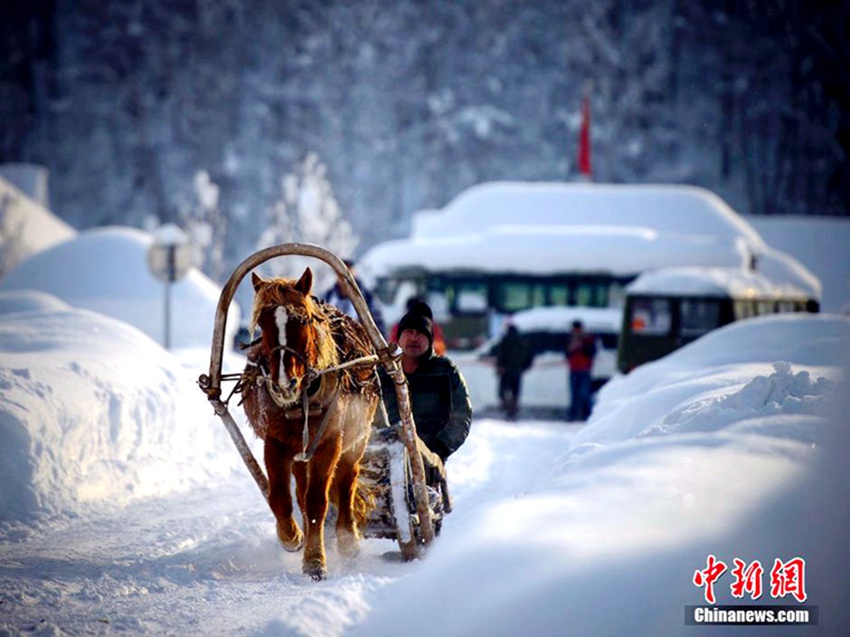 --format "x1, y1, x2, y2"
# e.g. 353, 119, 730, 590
549, 284, 569, 306
495, 281, 531, 312
756, 300, 774, 315
575, 282, 594, 306
532, 284, 546, 307
572, 281, 608, 307
608, 282, 626, 309
680, 299, 721, 336
376, 277, 406, 305
456, 283, 488, 312
735, 300, 755, 320
495, 280, 548, 312
630, 298, 672, 335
